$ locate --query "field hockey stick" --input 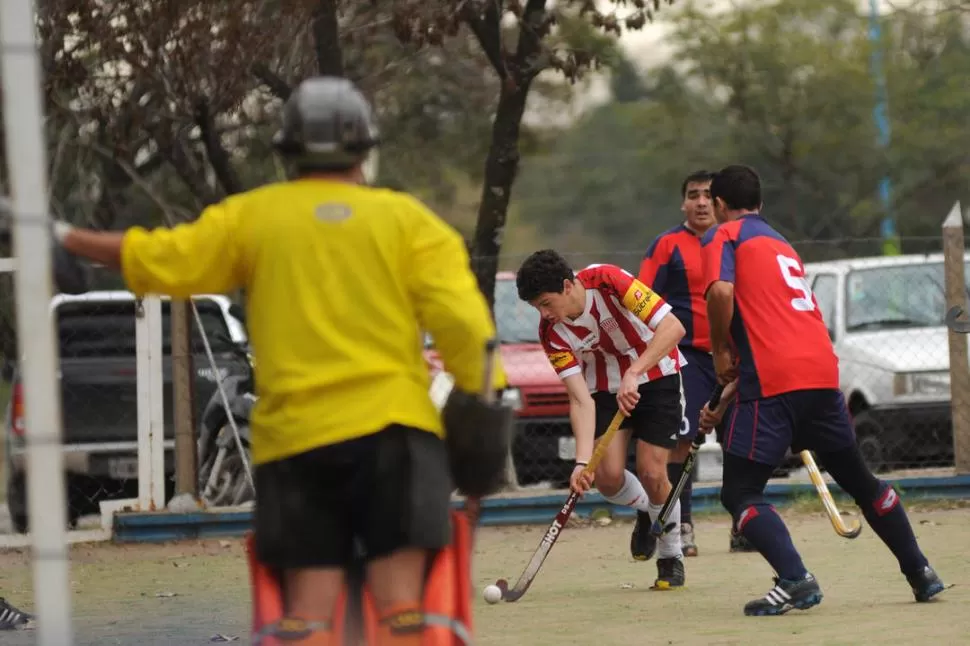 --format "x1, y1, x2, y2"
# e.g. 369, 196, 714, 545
799, 449, 863, 539
945, 306, 970, 333
463, 338, 499, 528
649, 383, 726, 538
493, 410, 625, 603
